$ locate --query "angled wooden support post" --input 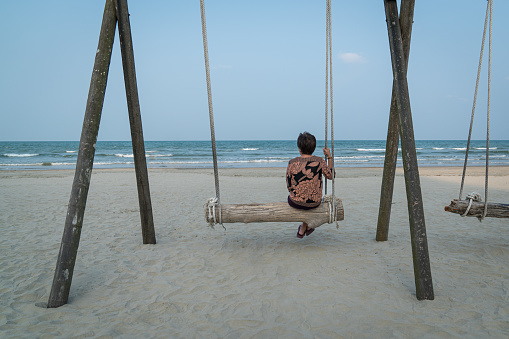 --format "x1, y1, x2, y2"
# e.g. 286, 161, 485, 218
384, 0, 434, 300
48, 0, 117, 308
377, 0, 415, 241
48, 0, 156, 308
115, 0, 156, 244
